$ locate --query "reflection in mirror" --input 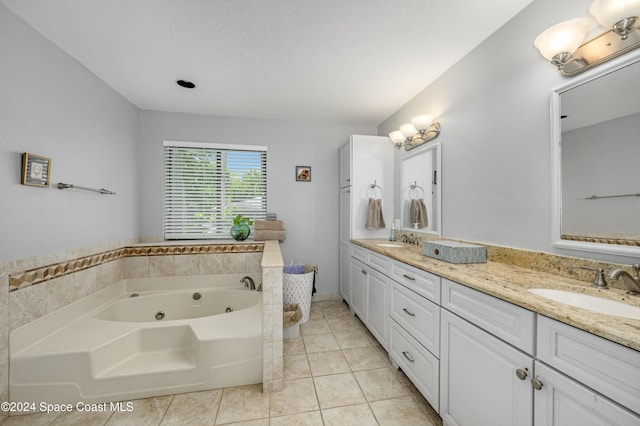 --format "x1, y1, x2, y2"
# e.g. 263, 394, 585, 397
400, 141, 441, 235
551, 52, 640, 256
